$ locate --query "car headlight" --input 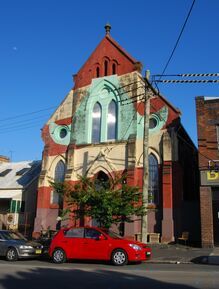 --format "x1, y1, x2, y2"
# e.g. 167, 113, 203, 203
129, 243, 142, 251
19, 245, 33, 249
